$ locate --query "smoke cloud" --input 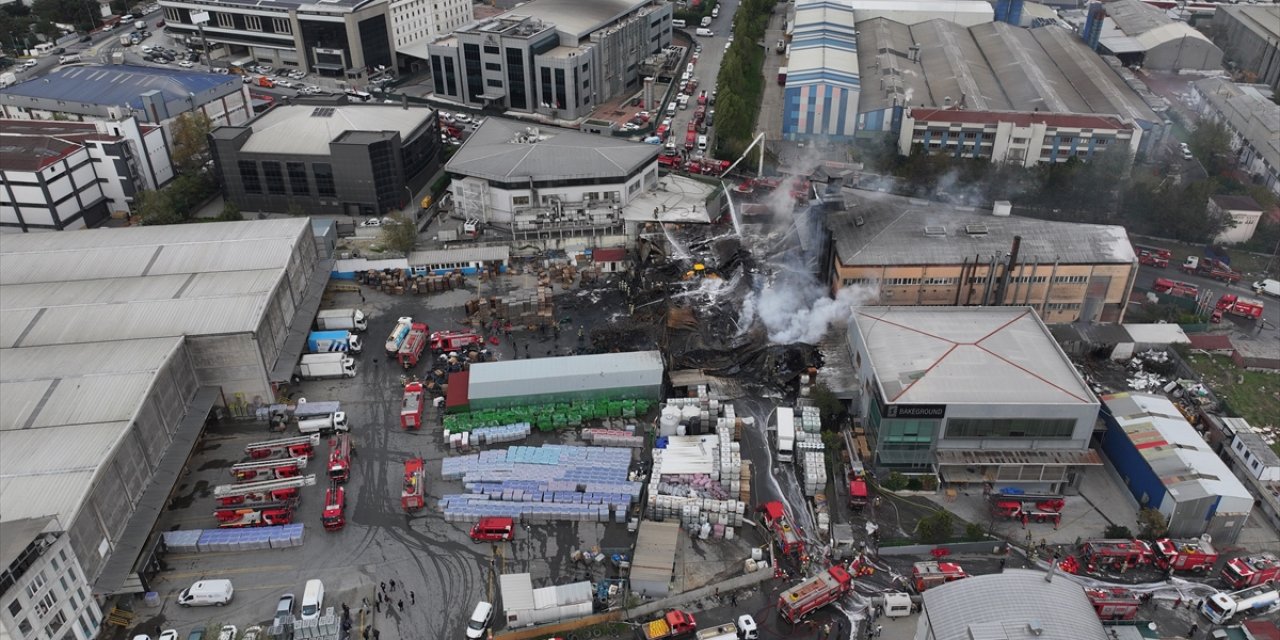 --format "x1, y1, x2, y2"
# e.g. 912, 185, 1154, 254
739, 265, 878, 345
